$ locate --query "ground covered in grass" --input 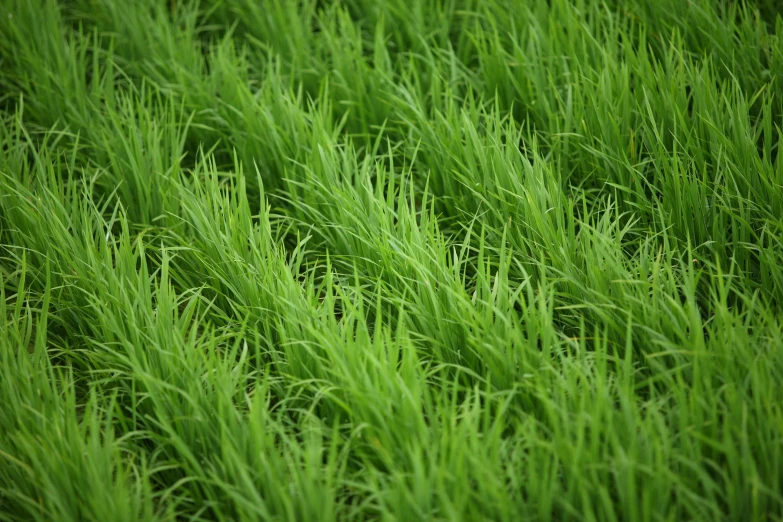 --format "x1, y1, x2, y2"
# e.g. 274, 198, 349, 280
1, 0, 783, 520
